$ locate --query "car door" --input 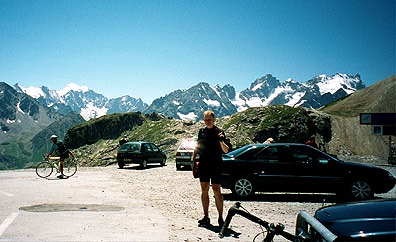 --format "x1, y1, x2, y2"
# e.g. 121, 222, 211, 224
142, 143, 154, 163
149, 143, 162, 163
251, 145, 298, 192
288, 145, 341, 193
